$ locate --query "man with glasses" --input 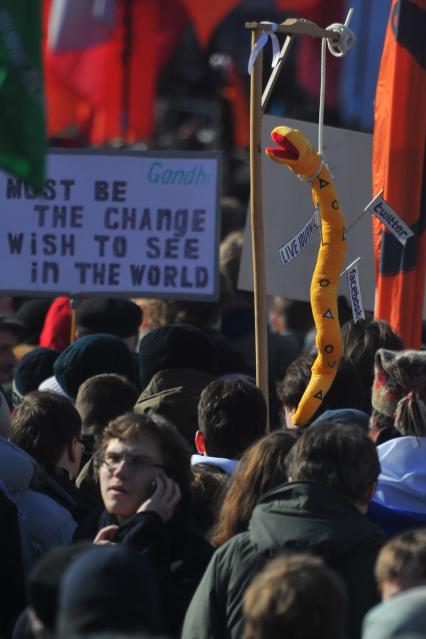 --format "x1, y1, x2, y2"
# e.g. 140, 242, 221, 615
75, 412, 213, 636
